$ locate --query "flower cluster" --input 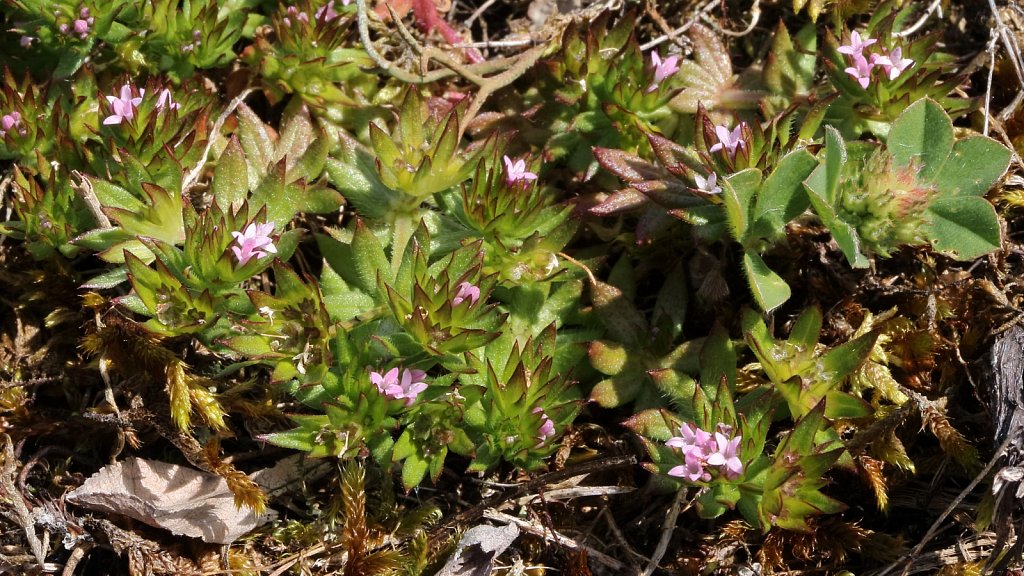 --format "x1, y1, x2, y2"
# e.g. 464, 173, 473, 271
59, 7, 93, 40
371, 367, 428, 406
231, 222, 277, 265
0, 112, 24, 138
838, 31, 914, 89
665, 422, 743, 481
181, 30, 203, 54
